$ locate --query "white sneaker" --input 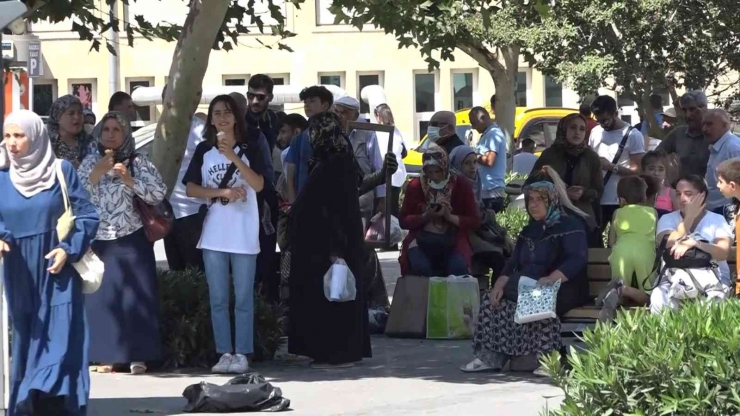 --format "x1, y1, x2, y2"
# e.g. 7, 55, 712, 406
228, 353, 249, 374
212, 353, 233, 374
